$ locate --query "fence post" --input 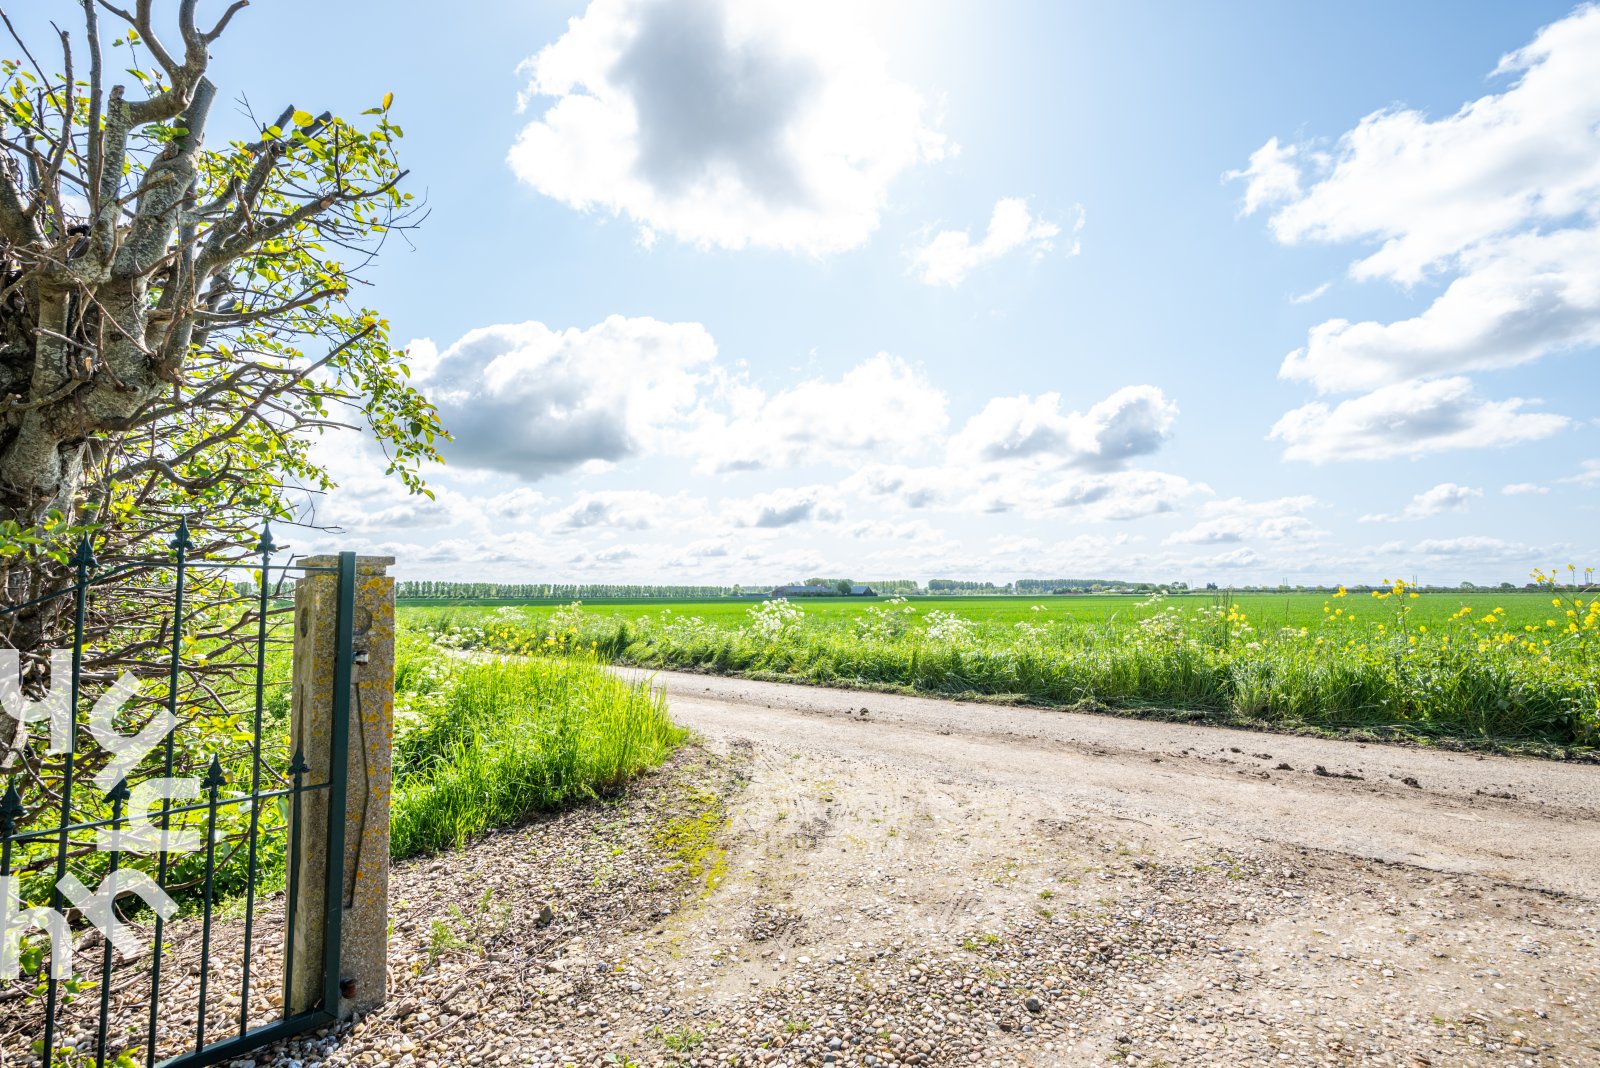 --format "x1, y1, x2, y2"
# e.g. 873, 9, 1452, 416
287, 554, 396, 1020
